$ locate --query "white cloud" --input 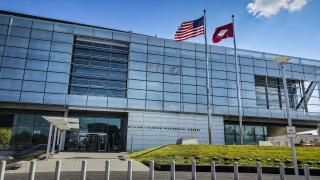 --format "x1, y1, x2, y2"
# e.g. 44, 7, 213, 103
247, 0, 308, 17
